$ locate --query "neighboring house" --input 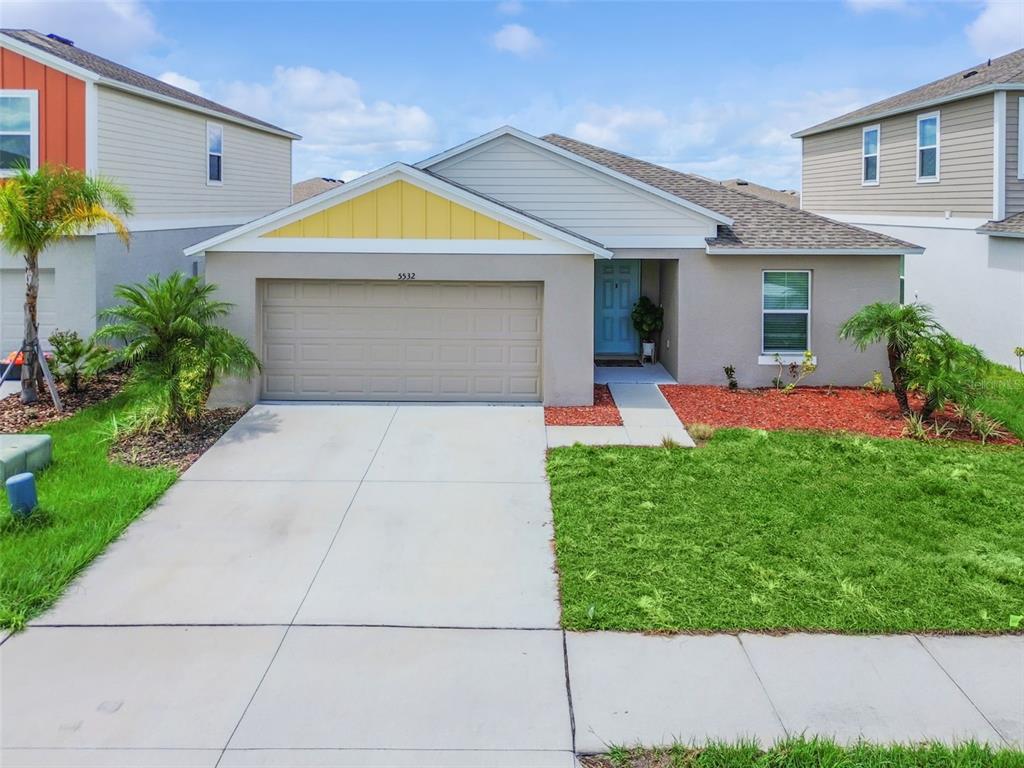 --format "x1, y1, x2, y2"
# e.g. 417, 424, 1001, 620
0, 29, 299, 355
293, 177, 344, 203
720, 179, 800, 208
795, 48, 1024, 366
186, 127, 920, 406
